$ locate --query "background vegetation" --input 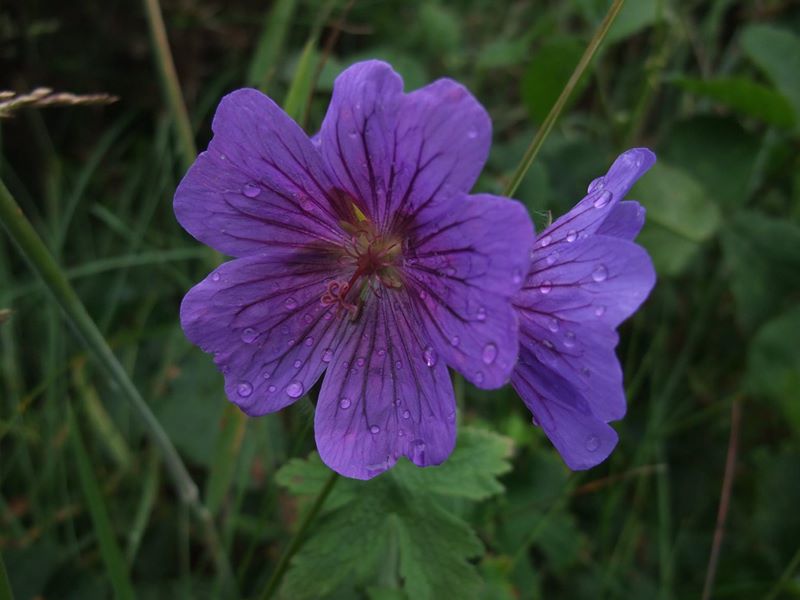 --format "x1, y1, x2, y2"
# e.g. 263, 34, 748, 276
2, 0, 800, 598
